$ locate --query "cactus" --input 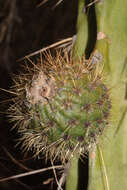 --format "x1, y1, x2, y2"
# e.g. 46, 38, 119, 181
7, 0, 127, 189
66, 0, 127, 189
8, 50, 111, 165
